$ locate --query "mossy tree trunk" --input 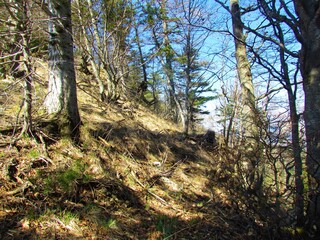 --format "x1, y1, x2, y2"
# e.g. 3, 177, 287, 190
45, 0, 81, 142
